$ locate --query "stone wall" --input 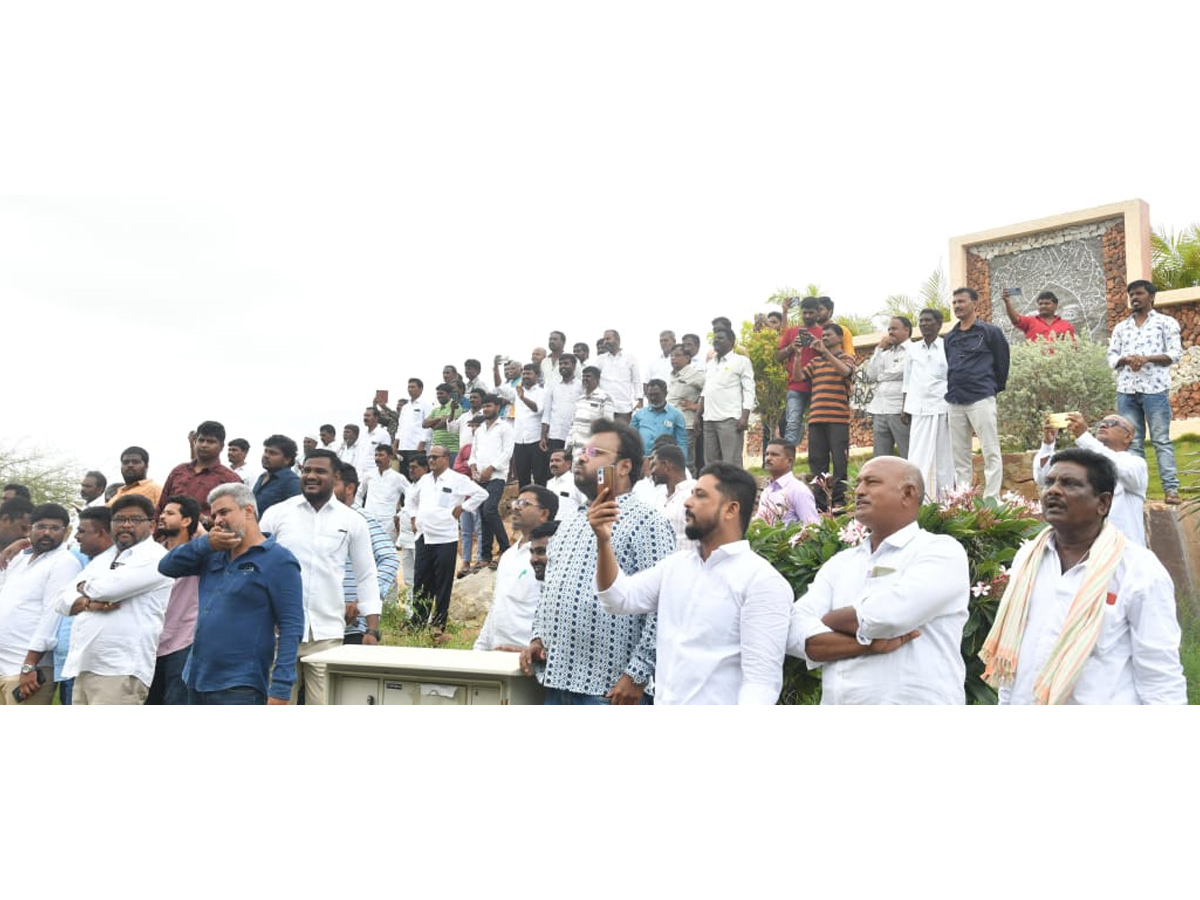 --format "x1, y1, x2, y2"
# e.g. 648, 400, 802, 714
1158, 295, 1200, 419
